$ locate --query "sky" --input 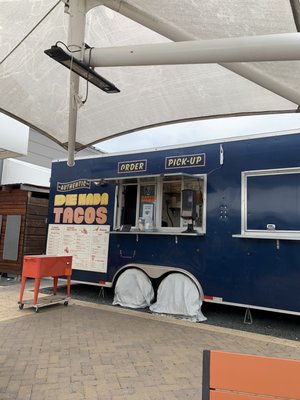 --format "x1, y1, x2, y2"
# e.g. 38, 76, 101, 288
1, 112, 300, 154
96, 113, 300, 153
